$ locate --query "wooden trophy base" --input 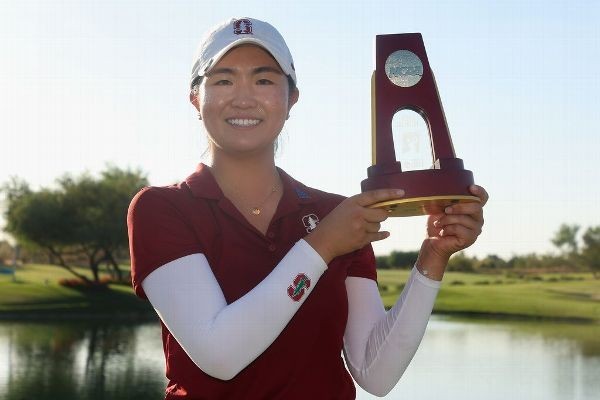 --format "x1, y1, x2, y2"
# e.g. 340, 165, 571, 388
361, 160, 479, 217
